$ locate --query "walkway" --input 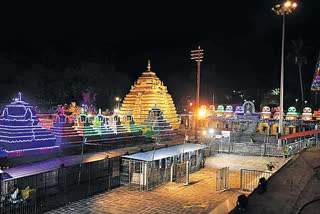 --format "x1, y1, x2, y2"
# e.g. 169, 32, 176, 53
46, 154, 286, 214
